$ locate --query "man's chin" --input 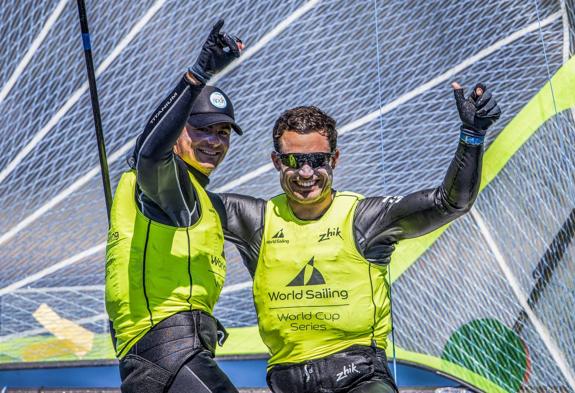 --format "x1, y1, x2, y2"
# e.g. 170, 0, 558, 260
186, 159, 216, 175
194, 151, 224, 169
197, 158, 221, 168
286, 189, 324, 205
